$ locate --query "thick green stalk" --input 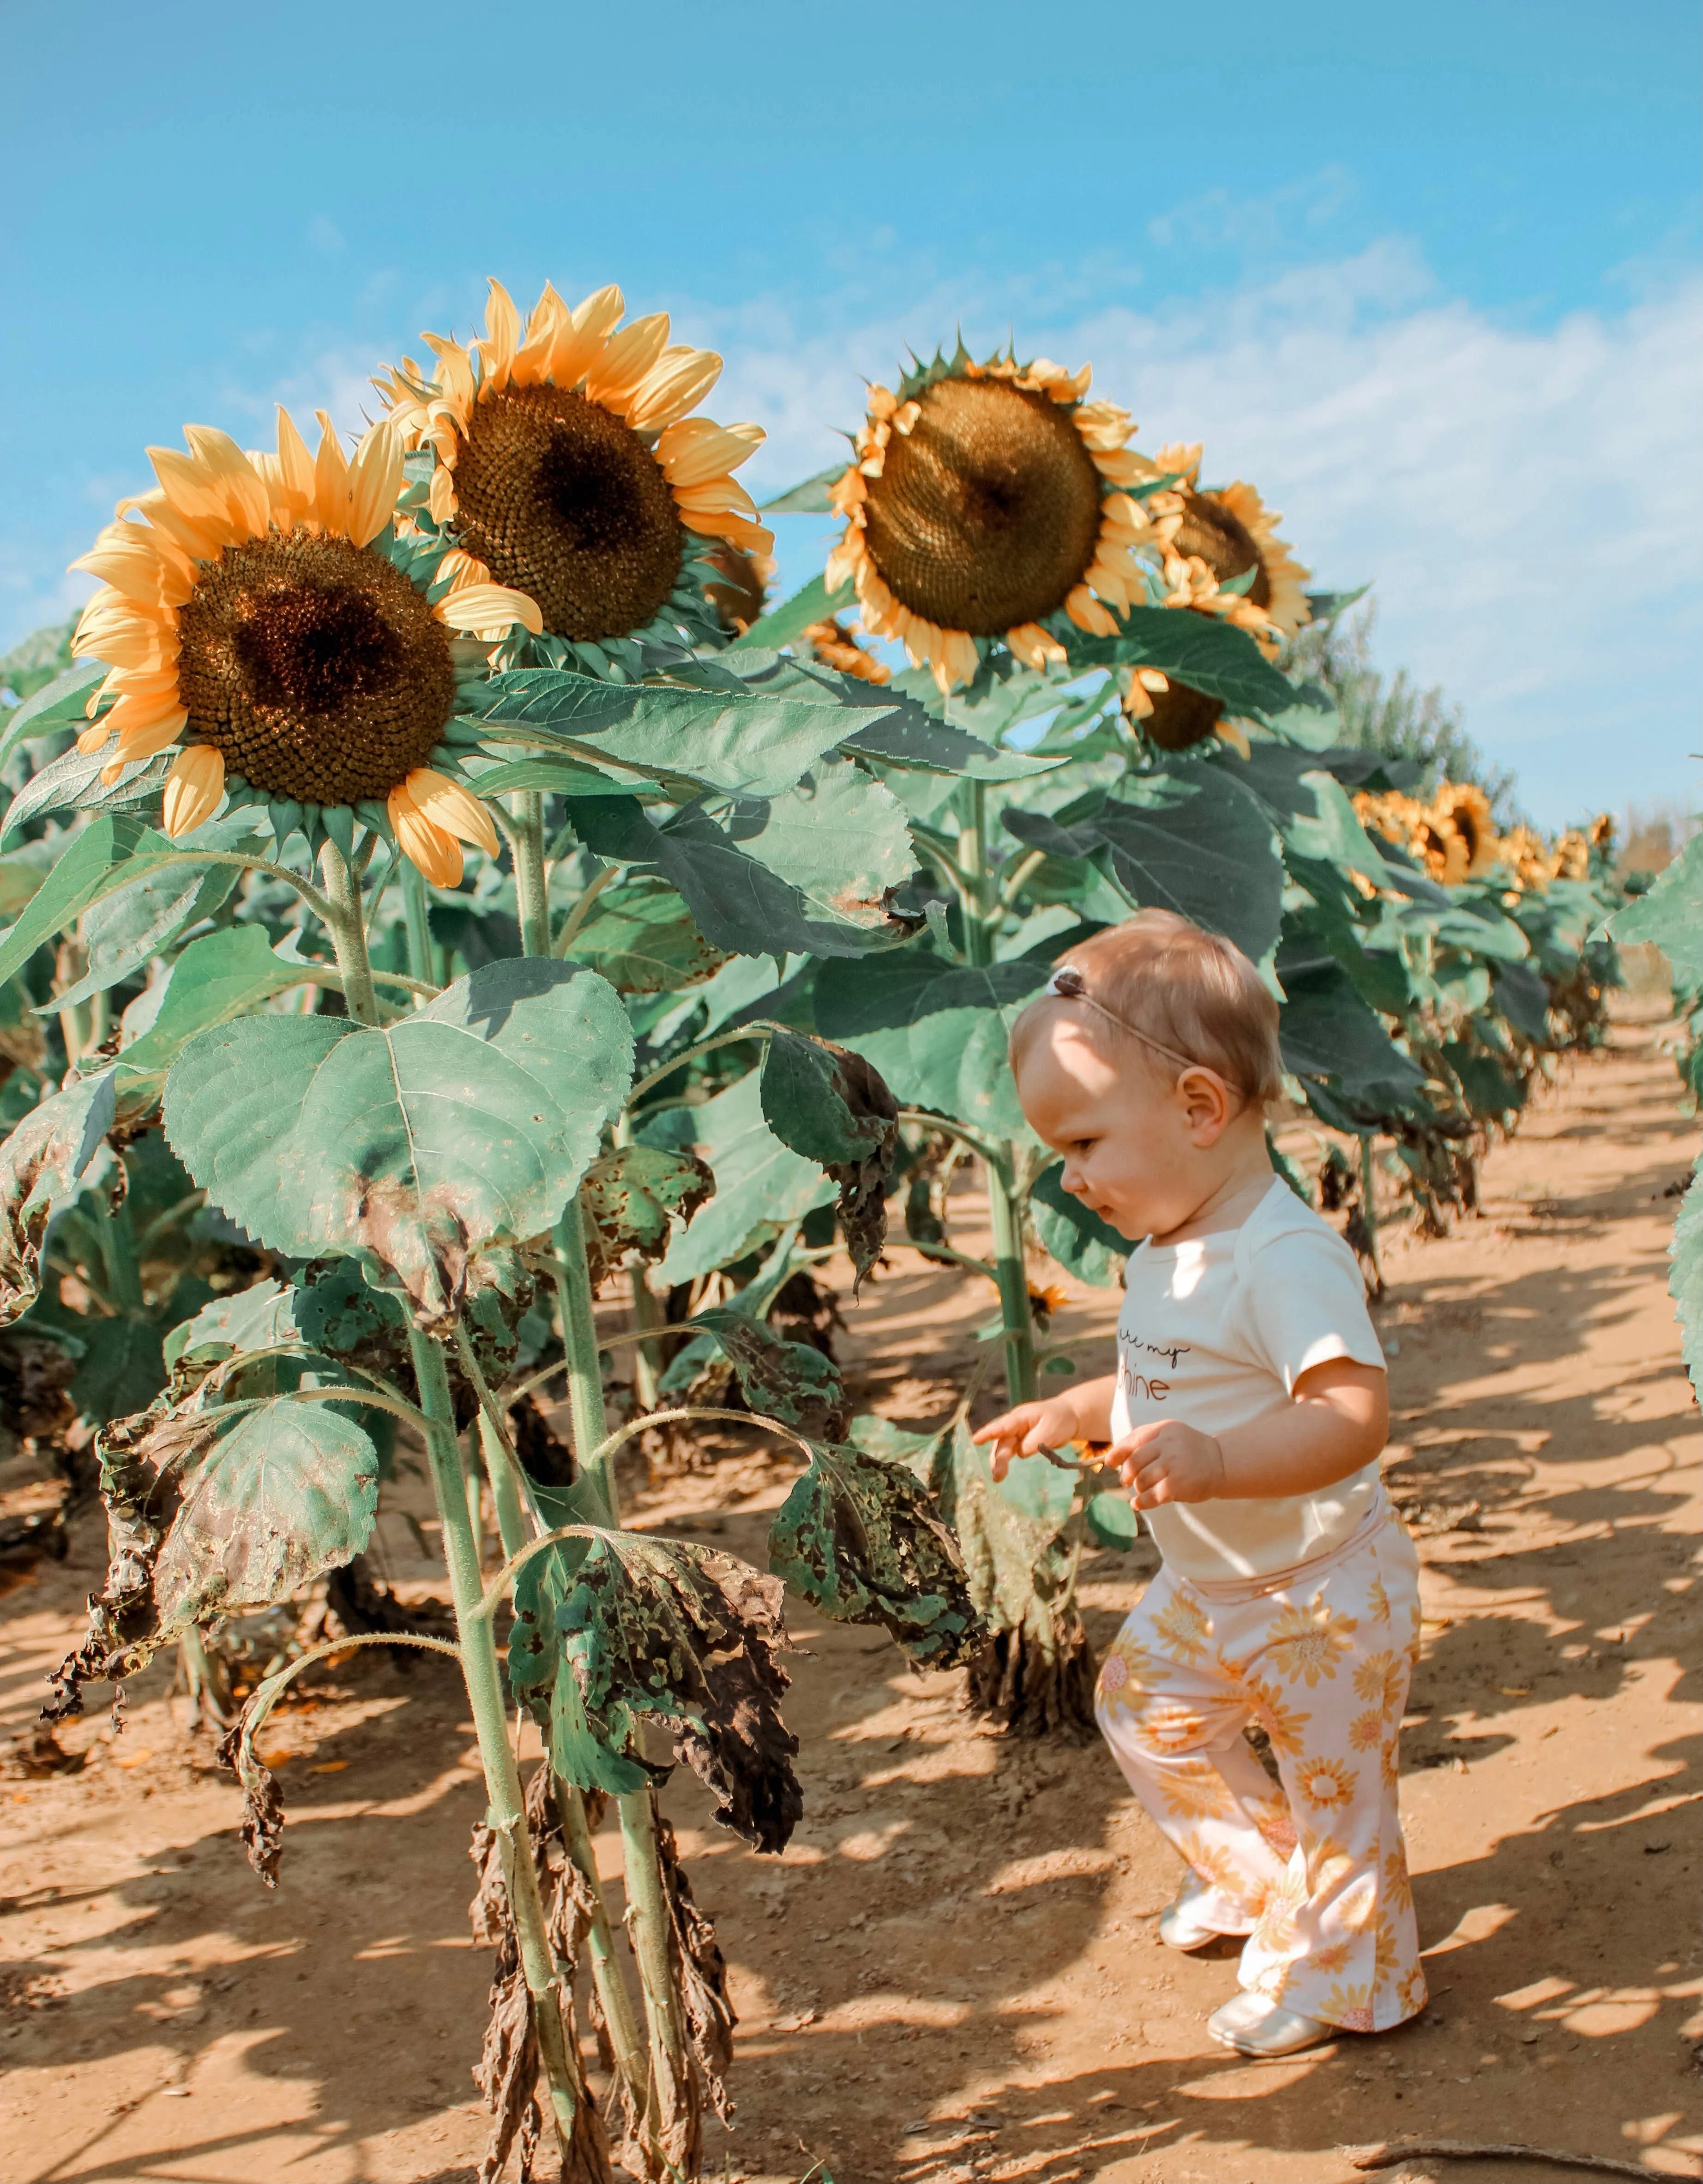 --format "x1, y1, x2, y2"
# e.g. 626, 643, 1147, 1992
618, 1785, 689, 2139
511, 791, 553, 959
409, 1328, 586, 2158
319, 840, 380, 1026
554, 1195, 617, 1523
956, 779, 1037, 1404
559, 1781, 652, 2132
477, 1412, 530, 1564
399, 859, 439, 996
